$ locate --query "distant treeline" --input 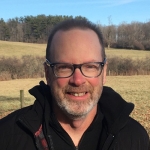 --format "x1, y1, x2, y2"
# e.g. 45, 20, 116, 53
0, 56, 150, 81
0, 15, 150, 50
